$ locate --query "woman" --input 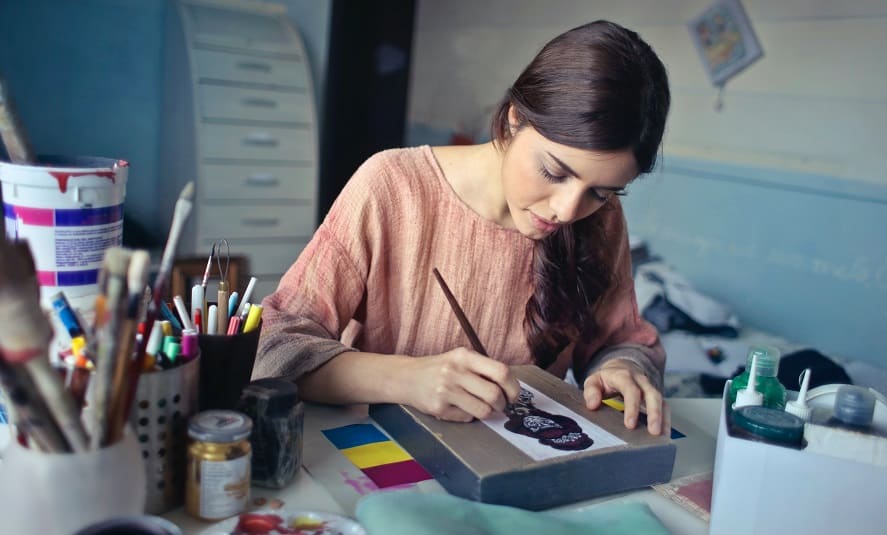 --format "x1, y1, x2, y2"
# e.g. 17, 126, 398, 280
254, 20, 671, 434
